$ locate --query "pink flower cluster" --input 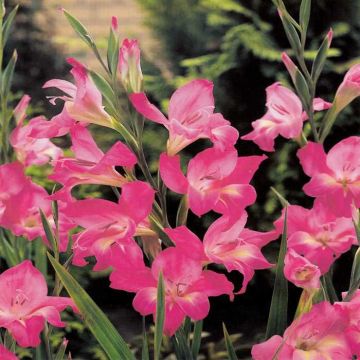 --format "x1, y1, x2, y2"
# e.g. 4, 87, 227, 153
1, 14, 360, 357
